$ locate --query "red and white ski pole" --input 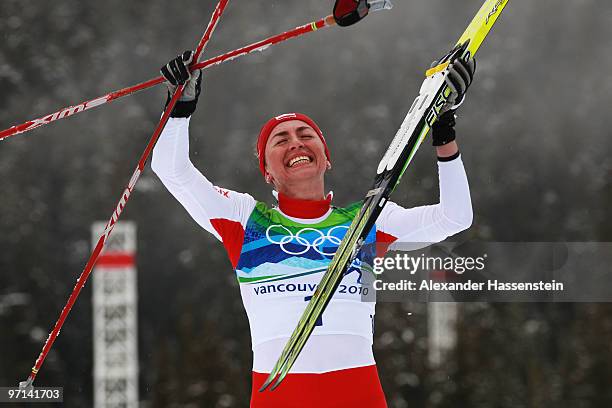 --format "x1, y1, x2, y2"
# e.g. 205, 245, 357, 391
19, 0, 231, 389
0, 15, 337, 142
0, 0, 394, 142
